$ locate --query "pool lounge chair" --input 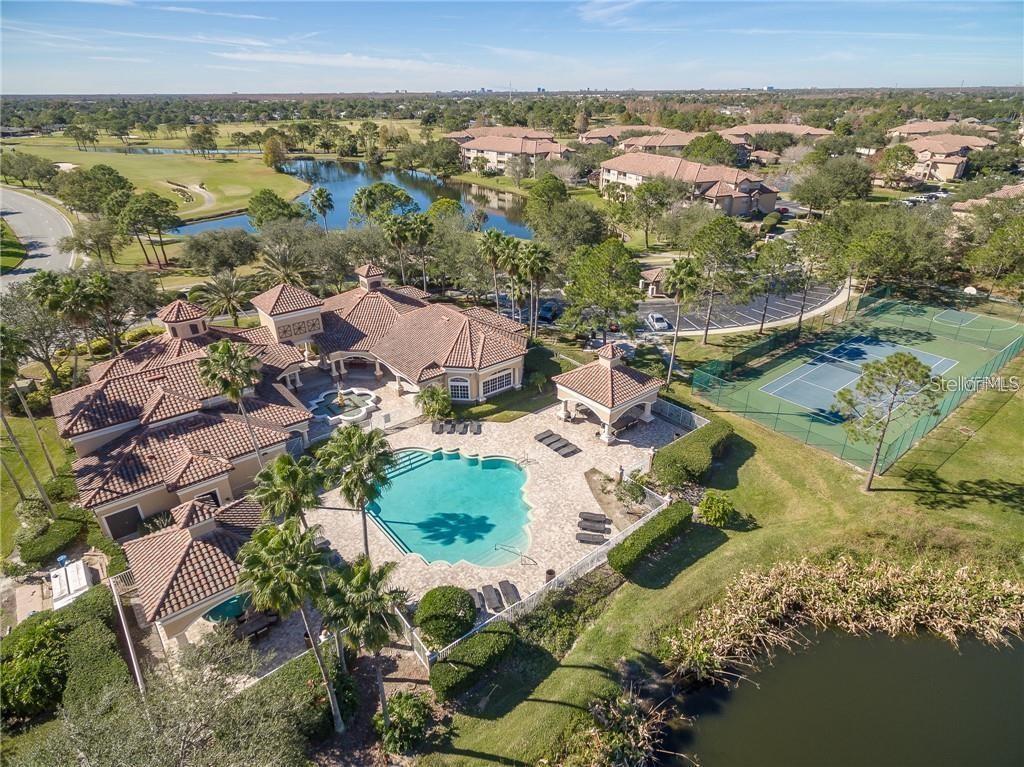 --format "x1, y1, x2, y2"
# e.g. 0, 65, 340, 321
579, 512, 610, 524
578, 519, 611, 534
534, 430, 555, 443
432, 421, 444, 434
540, 433, 563, 446
556, 444, 580, 458
471, 421, 482, 435
457, 420, 469, 435
482, 584, 504, 612
468, 588, 485, 611
498, 580, 521, 605
576, 532, 606, 545
546, 438, 570, 451
445, 420, 457, 434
